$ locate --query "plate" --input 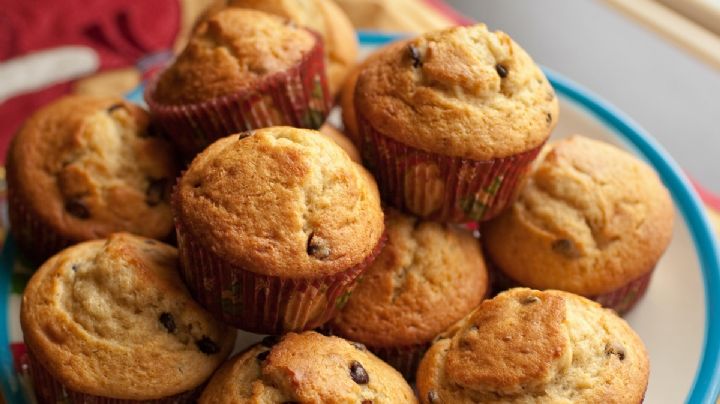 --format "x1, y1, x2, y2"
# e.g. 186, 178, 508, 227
1, 31, 719, 404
